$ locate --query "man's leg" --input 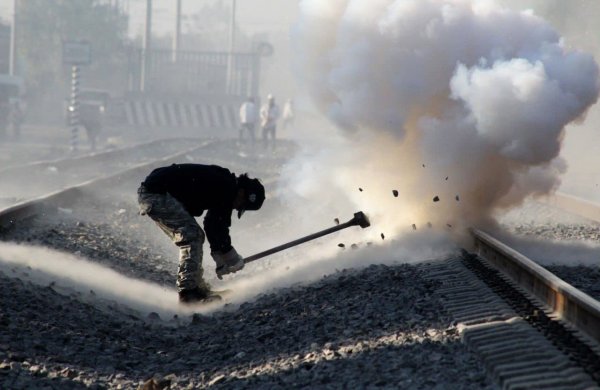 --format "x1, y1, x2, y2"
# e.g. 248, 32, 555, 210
138, 190, 207, 292
262, 126, 268, 148
249, 122, 256, 147
271, 126, 277, 149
